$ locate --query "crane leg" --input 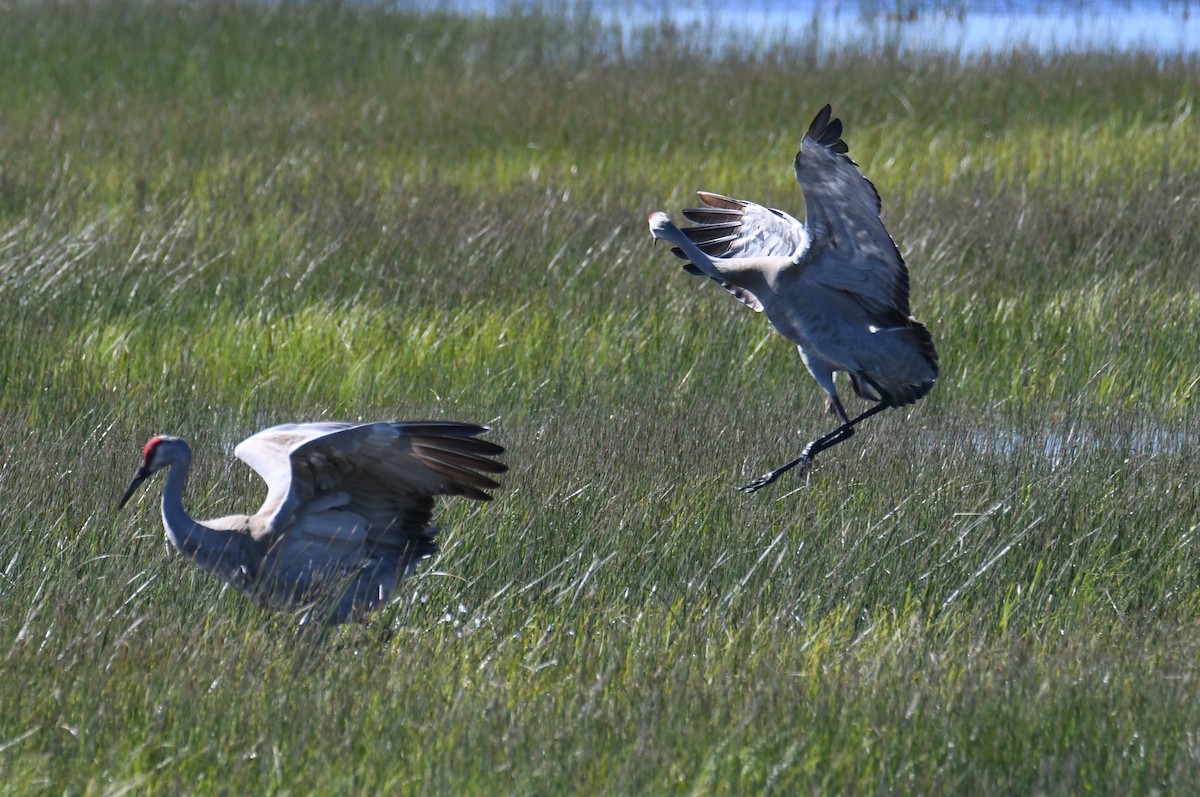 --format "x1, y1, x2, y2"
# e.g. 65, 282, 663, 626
738, 401, 892, 493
